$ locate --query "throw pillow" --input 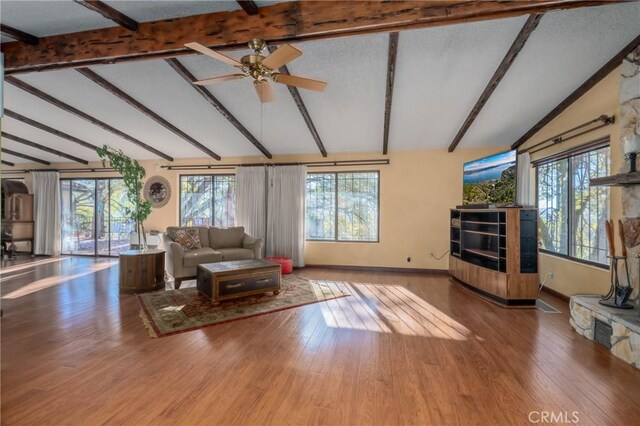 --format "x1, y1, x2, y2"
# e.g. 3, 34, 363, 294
169, 227, 202, 250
